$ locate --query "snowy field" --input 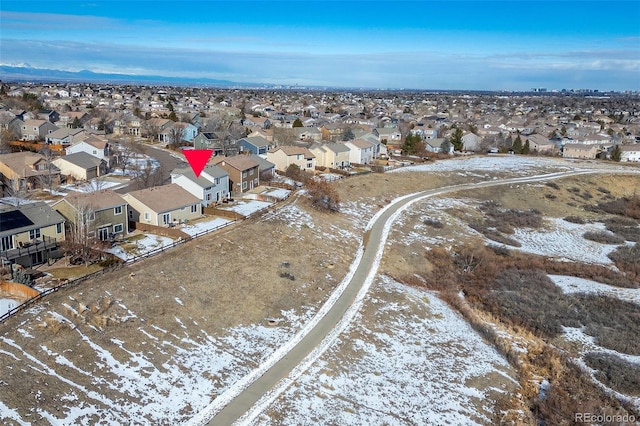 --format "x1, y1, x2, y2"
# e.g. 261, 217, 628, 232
0, 305, 315, 424
392, 156, 576, 175
256, 277, 516, 425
